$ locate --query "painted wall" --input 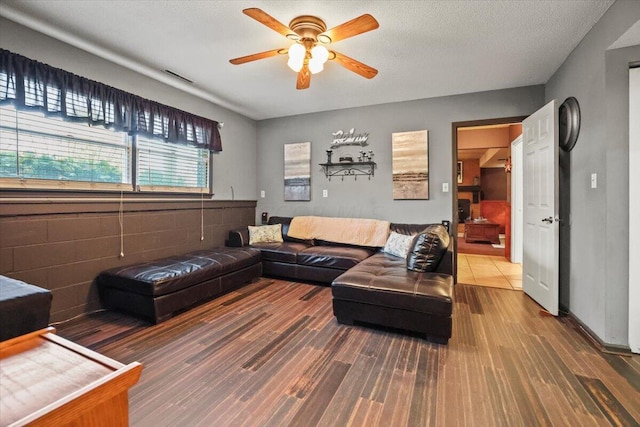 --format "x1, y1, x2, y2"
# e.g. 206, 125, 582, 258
0, 17, 258, 201
545, 0, 640, 346
458, 127, 512, 149
255, 86, 544, 225
0, 197, 256, 322
0, 17, 261, 322
481, 169, 508, 201
509, 124, 523, 142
